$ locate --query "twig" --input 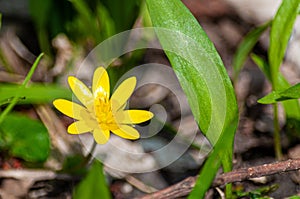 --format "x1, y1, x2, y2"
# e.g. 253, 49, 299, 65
35, 104, 76, 156
136, 177, 196, 199
125, 175, 158, 194
214, 158, 300, 185
138, 159, 300, 199
0, 71, 24, 83
0, 169, 75, 182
